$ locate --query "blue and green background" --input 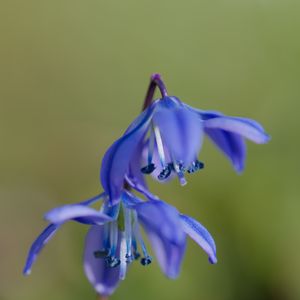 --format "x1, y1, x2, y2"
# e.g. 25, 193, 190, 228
1, 1, 299, 299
